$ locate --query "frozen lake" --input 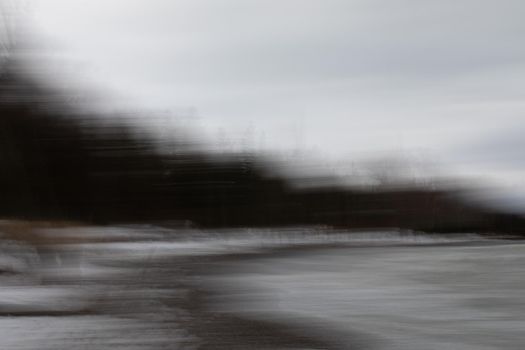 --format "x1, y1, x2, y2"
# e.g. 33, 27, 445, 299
0, 226, 523, 349
203, 239, 525, 349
